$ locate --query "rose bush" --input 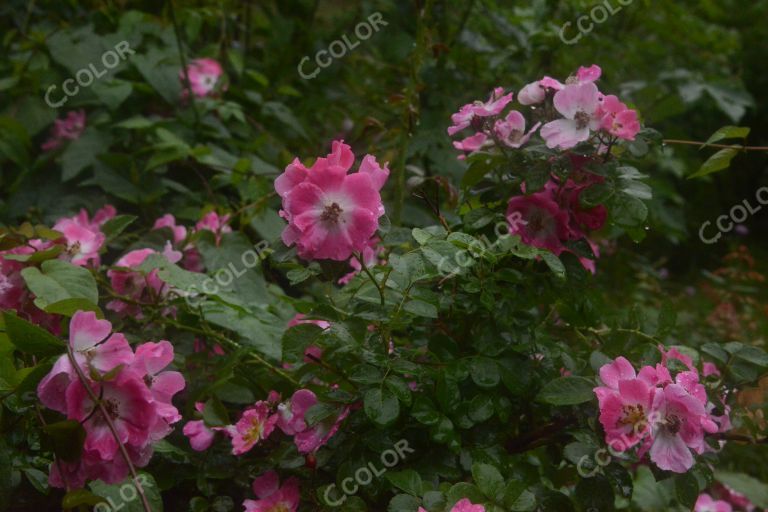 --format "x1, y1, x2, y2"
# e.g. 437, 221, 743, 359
1, 2, 767, 512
